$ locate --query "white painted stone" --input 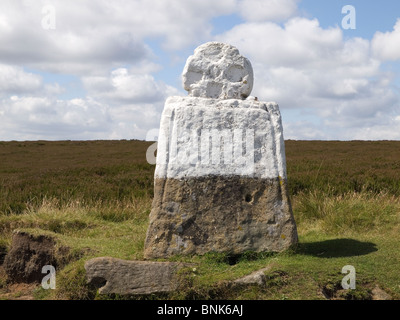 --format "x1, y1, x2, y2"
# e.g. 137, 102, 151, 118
182, 42, 254, 100
155, 96, 287, 180
145, 42, 297, 259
